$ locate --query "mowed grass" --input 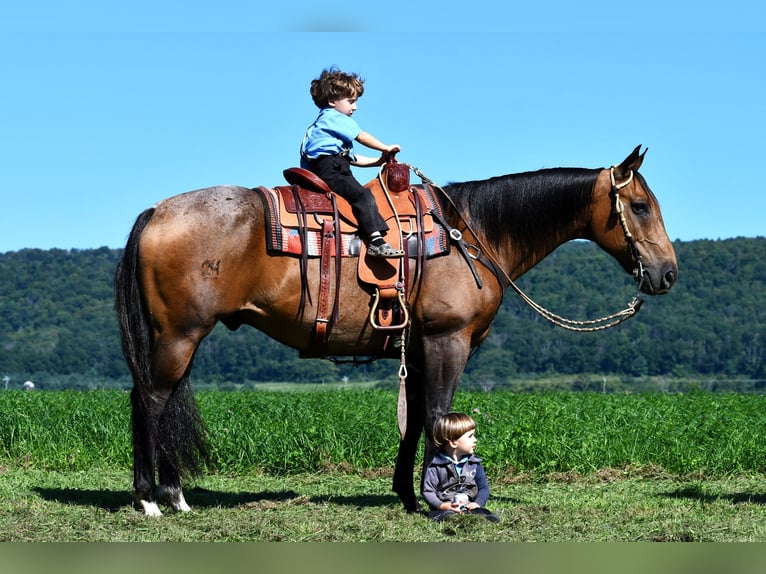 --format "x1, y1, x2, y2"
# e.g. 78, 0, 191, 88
3, 389, 766, 541
5, 466, 766, 542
